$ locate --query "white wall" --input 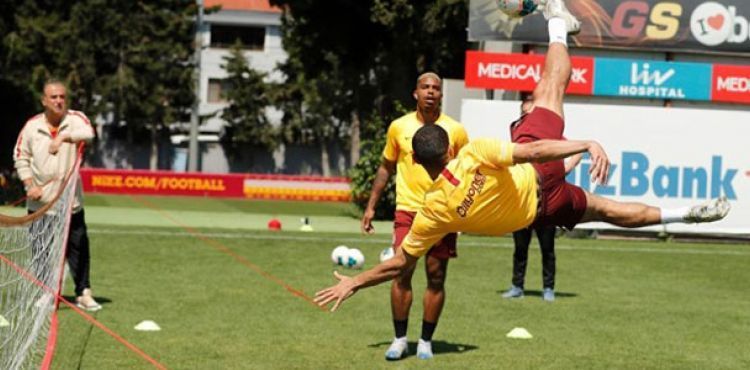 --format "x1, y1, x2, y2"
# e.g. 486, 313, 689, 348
200, 15, 287, 133
441, 79, 485, 122
461, 99, 750, 235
